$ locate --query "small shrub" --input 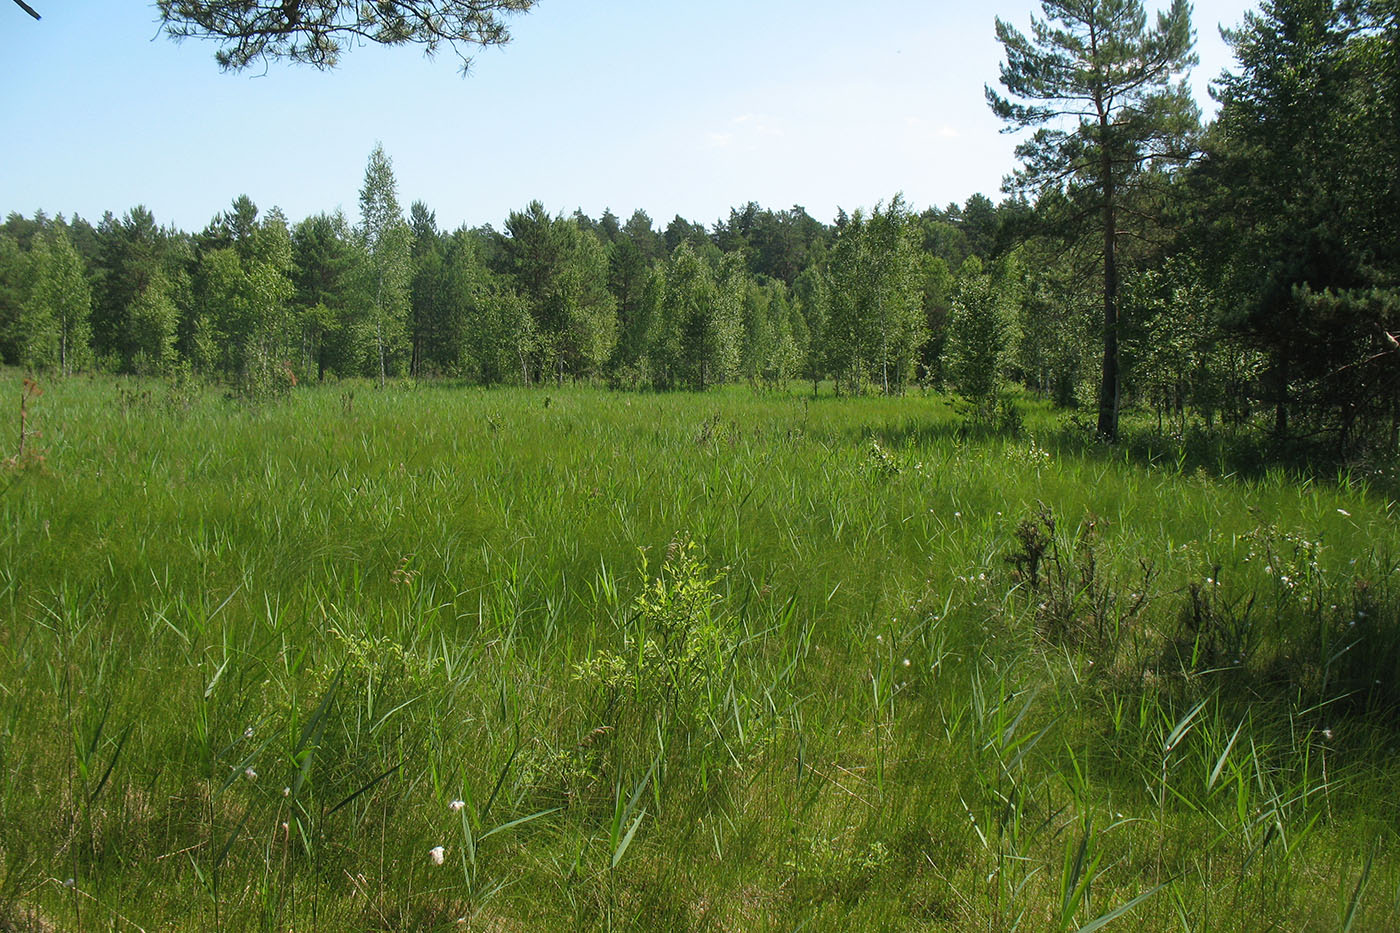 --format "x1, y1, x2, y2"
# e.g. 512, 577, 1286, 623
1005, 509, 1054, 589
164, 361, 201, 413
115, 383, 153, 415
1167, 573, 1256, 673
996, 396, 1024, 436
695, 412, 737, 447
865, 437, 902, 477
1004, 506, 1155, 651
575, 536, 732, 731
